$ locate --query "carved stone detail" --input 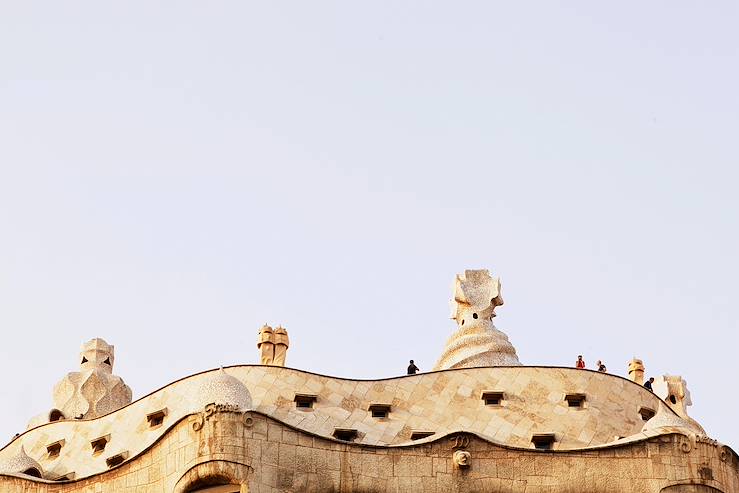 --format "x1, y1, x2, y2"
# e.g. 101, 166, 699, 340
450, 435, 470, 450
0, 446, 43, 478
194, 368, 252, 412
45, 338, 132, 422
257, 324, 290, 367
453, 450, 471, 468
192, 403, 243, 432
642, 402, 699, 436
434, 269, 520, 370
652, 375, 705, 434
628, 358, 645, 385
